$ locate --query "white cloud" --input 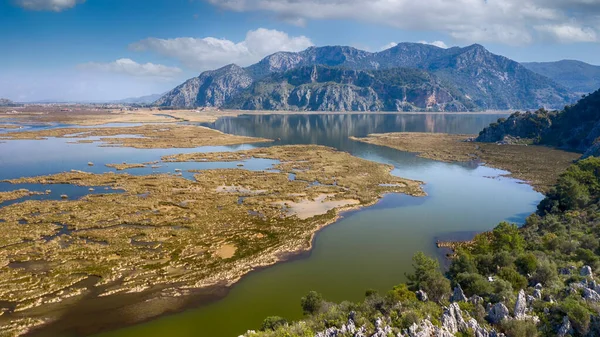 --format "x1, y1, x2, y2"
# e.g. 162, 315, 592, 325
206, 0, 600, 45
418, 40, 449, 49
130, 28, 314, 70
77, 59, 182, 79
535, 24, 598, 43
15, 0, 85, 11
